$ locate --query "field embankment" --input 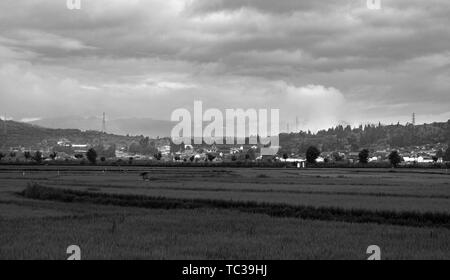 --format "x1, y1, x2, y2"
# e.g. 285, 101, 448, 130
20, 184, 450, 229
